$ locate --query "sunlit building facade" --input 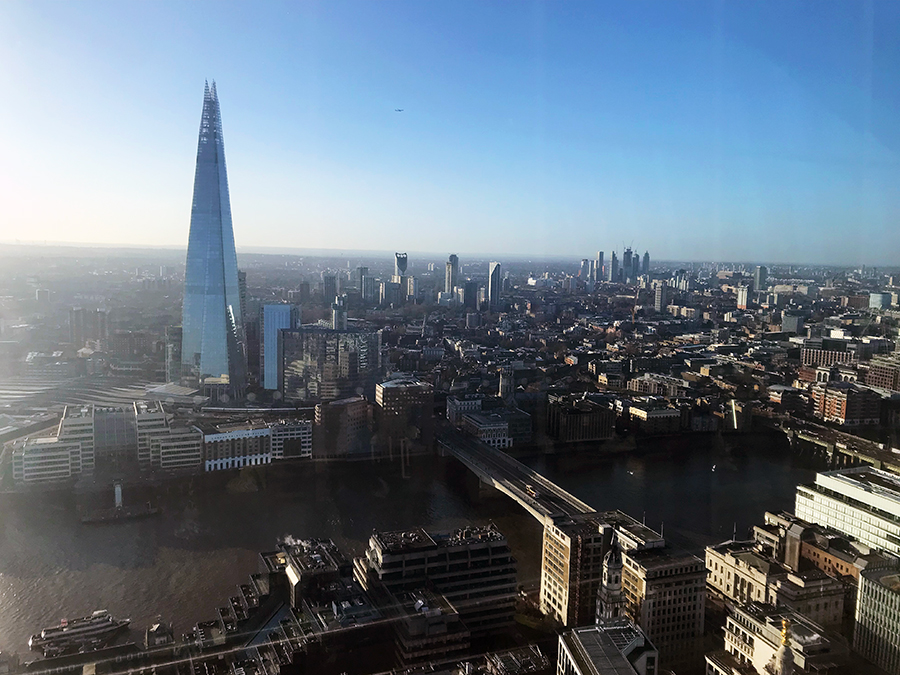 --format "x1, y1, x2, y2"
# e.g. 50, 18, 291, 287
181, 81, 245, 394
261, 304, 301, 390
